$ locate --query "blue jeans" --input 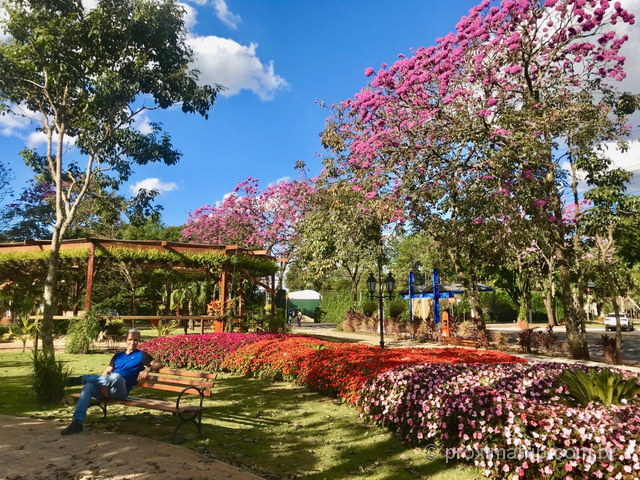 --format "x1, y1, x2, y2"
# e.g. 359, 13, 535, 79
72, 373, 128, 423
